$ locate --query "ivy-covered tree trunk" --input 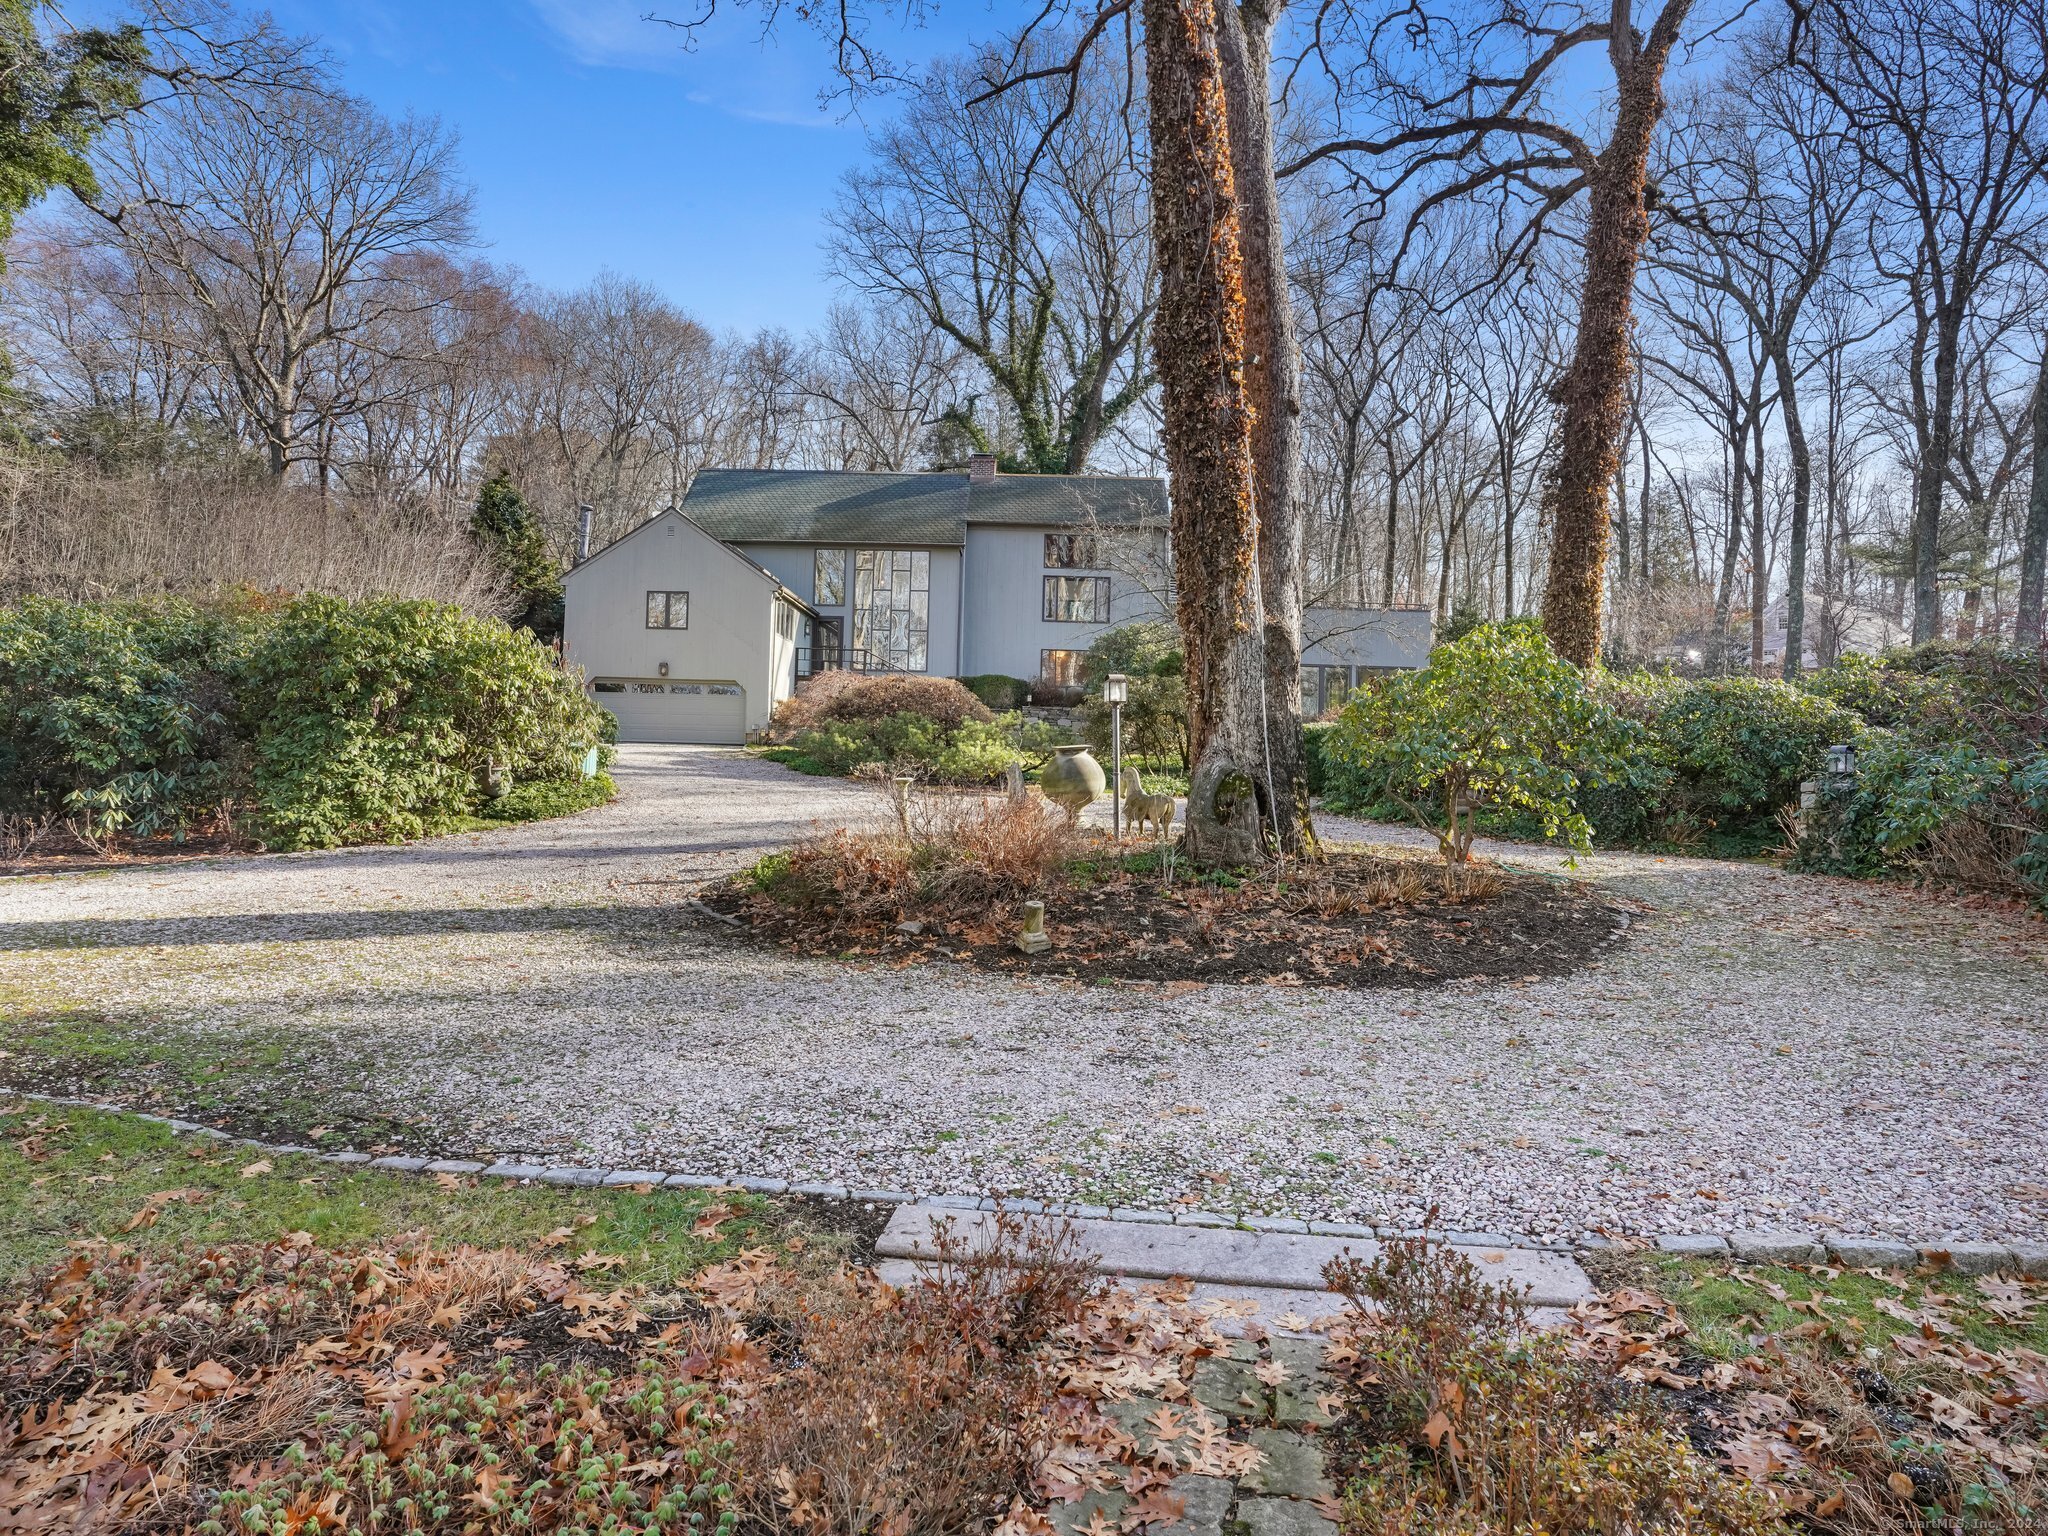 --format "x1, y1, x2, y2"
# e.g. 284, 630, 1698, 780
1218, 0, 1314, 856
1145, 0, 1267, 867
1538, 15, 1688, 668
